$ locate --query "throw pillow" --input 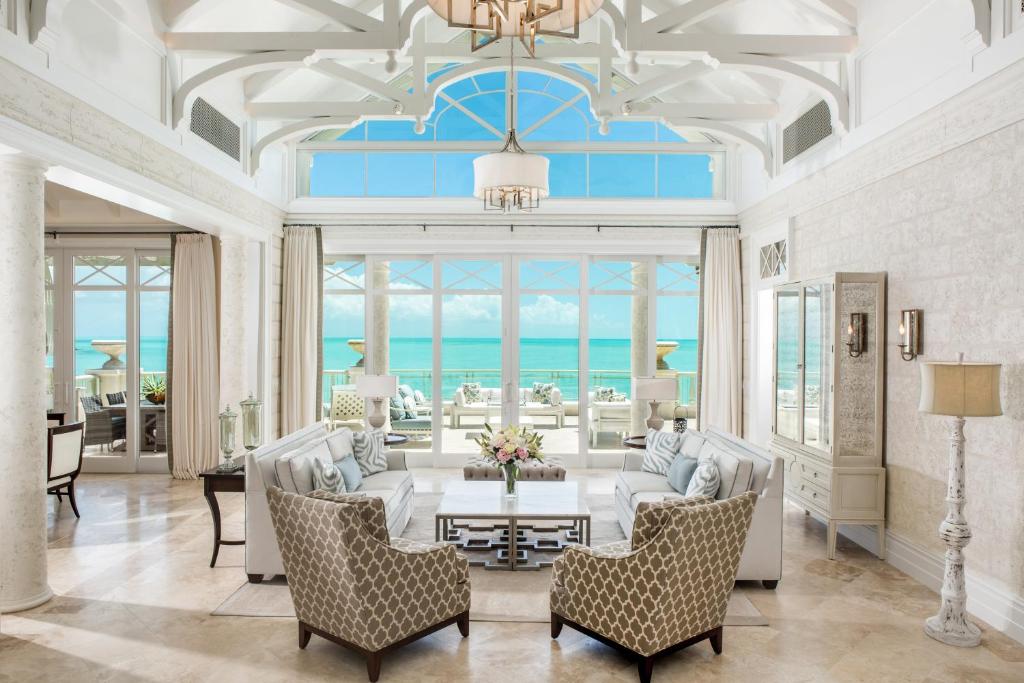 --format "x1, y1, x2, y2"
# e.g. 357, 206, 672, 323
666, 454, 699, 494
397, 384, 415, 400
593, 386, 615, 402
413, 389, 426, 405
686, 454, 721, 498
532, 382, 555, 405
461, 382, 482, 404
274, 439, 331, 494
389, 396, 405, 421
353, 429, 388, 476
680, 431, 706, 458
312, 457, 346, 494
611, 392, 627, 402
402, 395, 418, 419
325, 429, 355, 460
641, 428, 684, 475
334, 454, 363, 493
